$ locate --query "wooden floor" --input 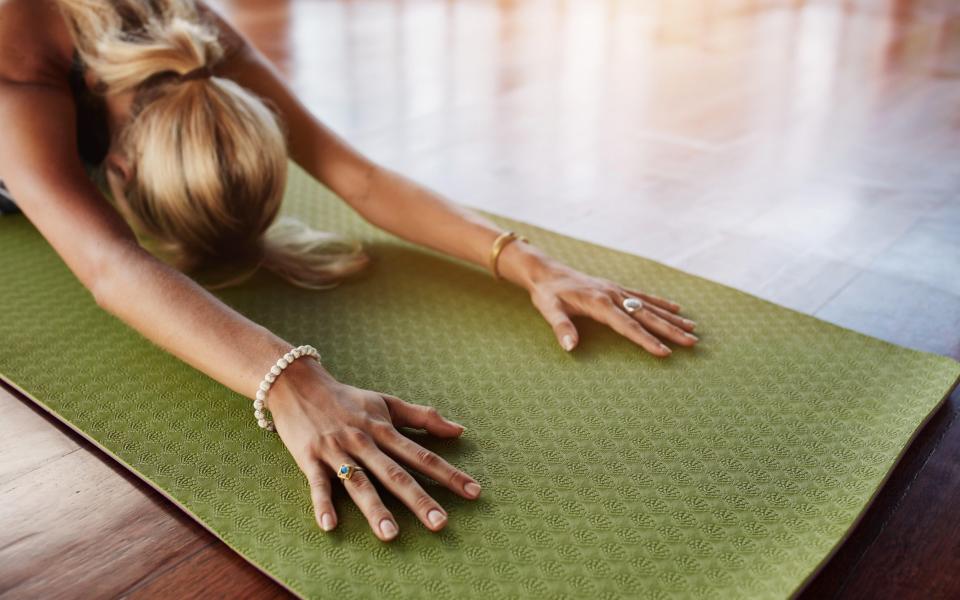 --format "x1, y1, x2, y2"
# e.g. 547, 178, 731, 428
2, 0, 959, 597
